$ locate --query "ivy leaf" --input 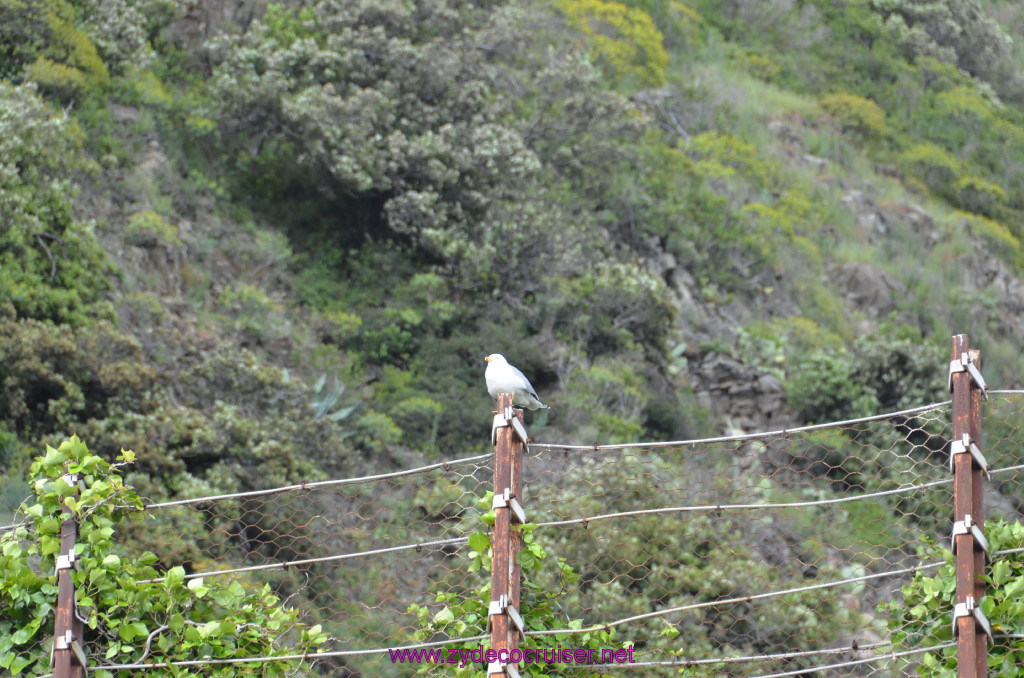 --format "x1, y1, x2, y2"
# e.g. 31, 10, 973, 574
992, 560, 1011, 587
1004, 577, 1024, 600
468, 532, 490, 554
166, 566, 185, 586
9, 655, 32, 675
